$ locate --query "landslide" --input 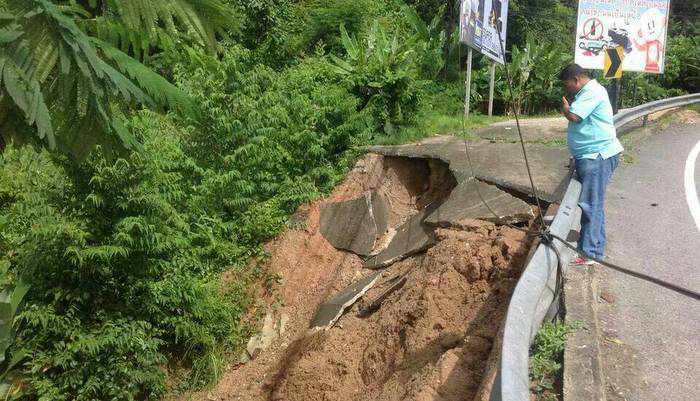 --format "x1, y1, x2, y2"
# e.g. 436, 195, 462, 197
183, 152, 536, 401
